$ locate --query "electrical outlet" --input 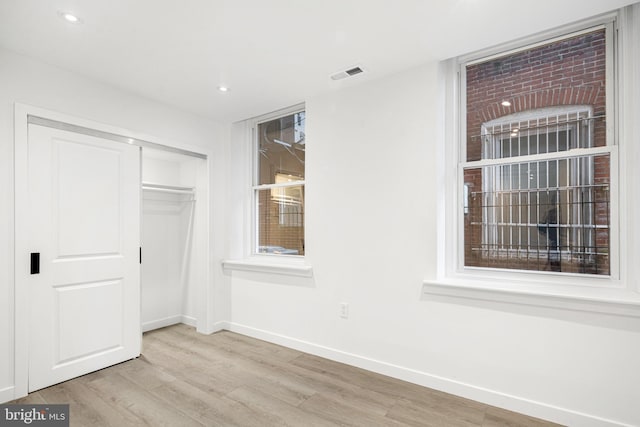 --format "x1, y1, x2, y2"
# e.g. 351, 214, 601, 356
340, 302, 349, 319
